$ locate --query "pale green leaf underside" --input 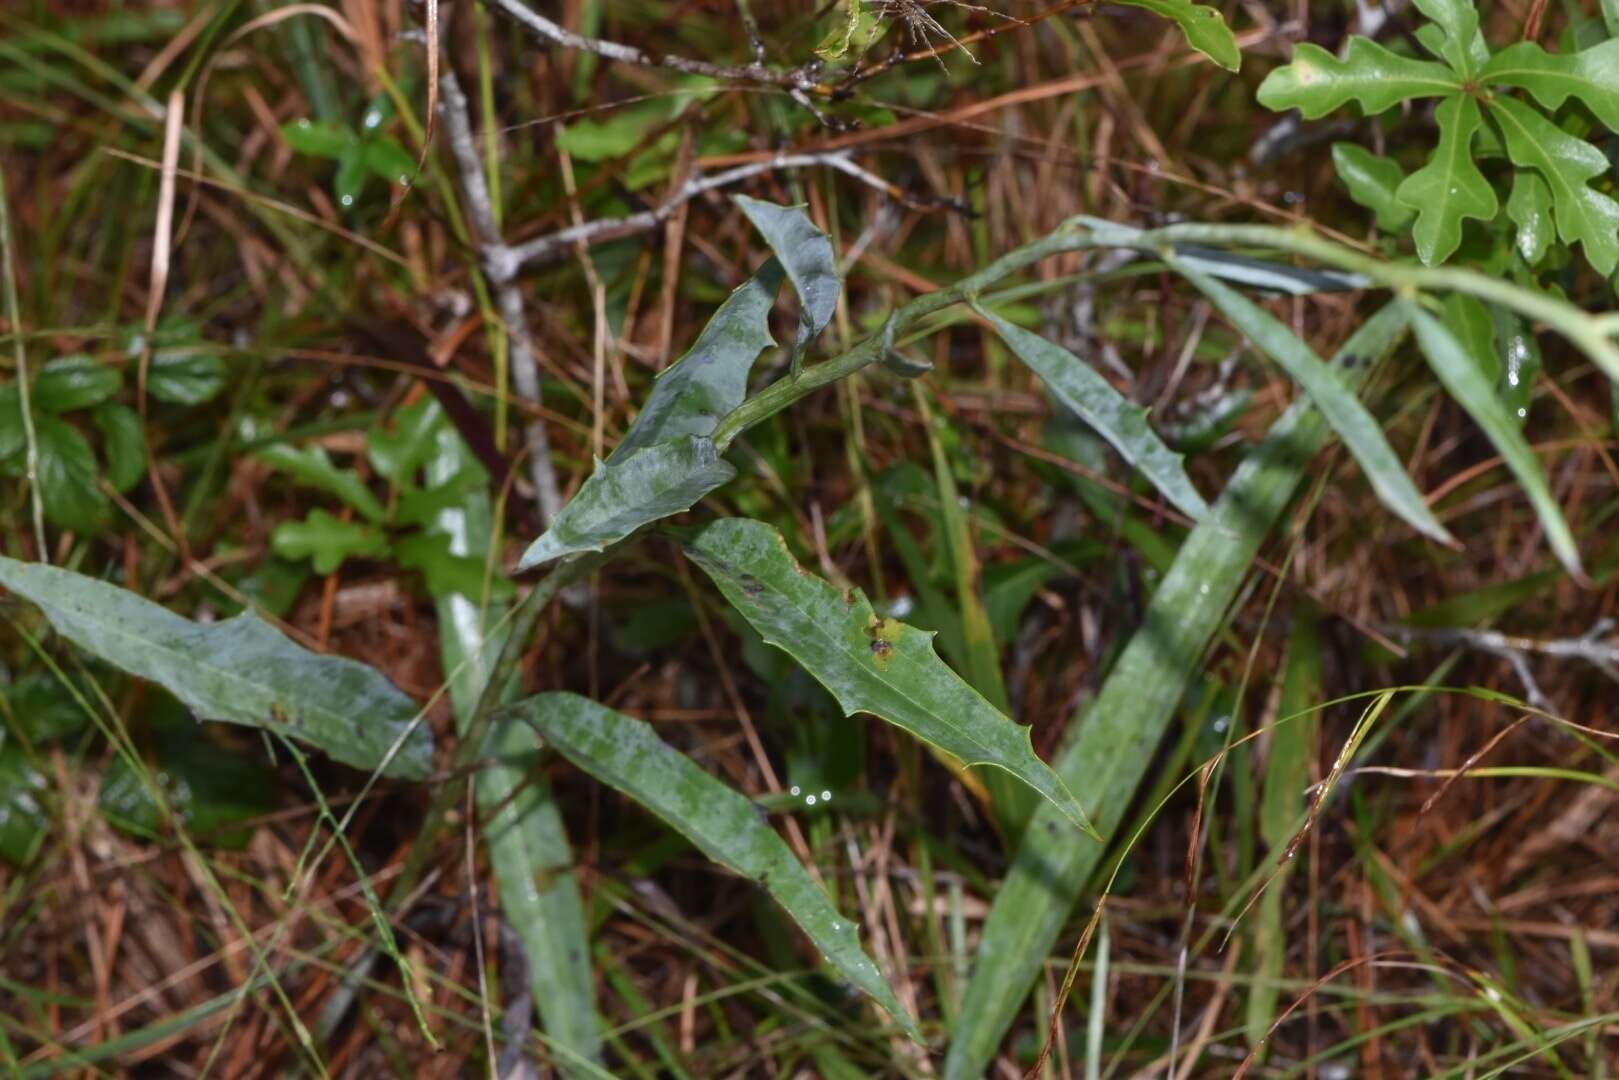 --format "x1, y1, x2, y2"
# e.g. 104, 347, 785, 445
1396, 94, 1497, 266
516, 436, 735, 569
504, 691, 921, 1041
681, 517, 1097, 838
0, 555, 432, 779
611, 260, 783, 462
733, 195, 840, 366
1256, 39, 1460, 119
976, 305, 1209, 521
1170, 261, 1452, 545
1408, 307, 1582, 577
943, 305, 1412, 1080
1488, 95, 1619, 275
1113, 0, 1240, 72
1483, 39, 1619, 132
1331, 143, 1413, 232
